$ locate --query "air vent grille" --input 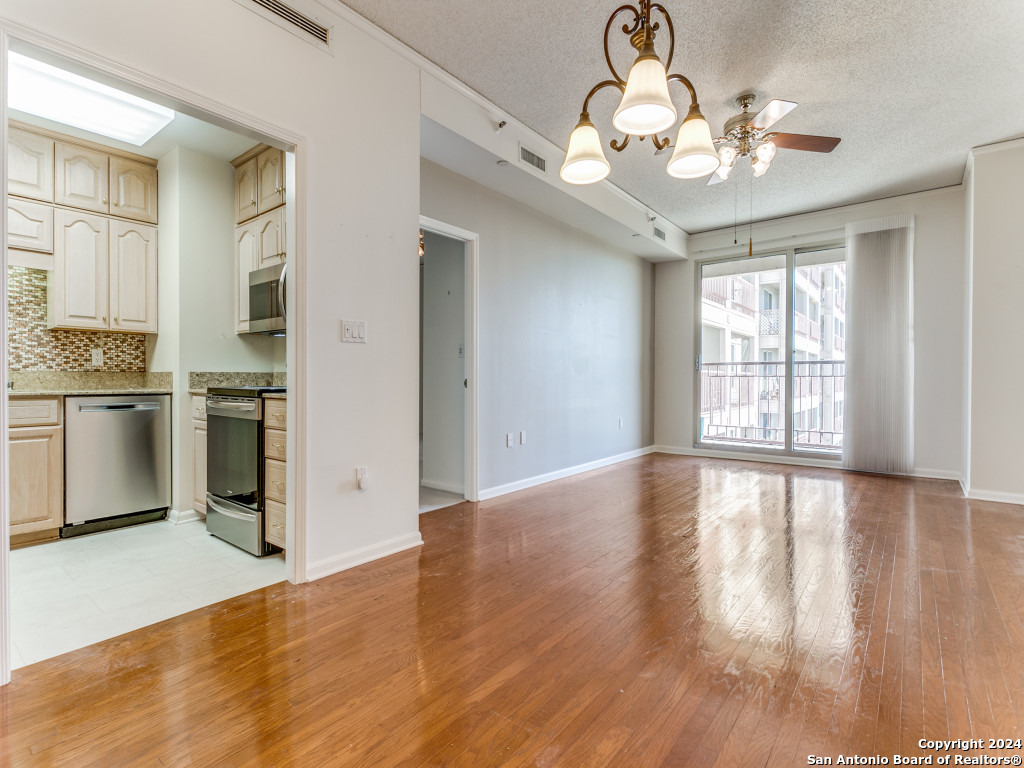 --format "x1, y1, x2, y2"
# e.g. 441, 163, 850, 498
250, 0, 329, 43
654, 227, 666, 241
519, 145, 547, 173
